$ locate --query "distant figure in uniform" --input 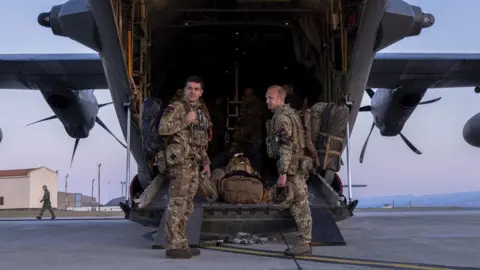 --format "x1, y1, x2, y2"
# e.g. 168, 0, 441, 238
265, 85, 313, 256
283, 84, 304, 112
158, 75, 211, 259
170, 88, 184, 103
36, 185, 56, 220
230, 87, 265, 171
